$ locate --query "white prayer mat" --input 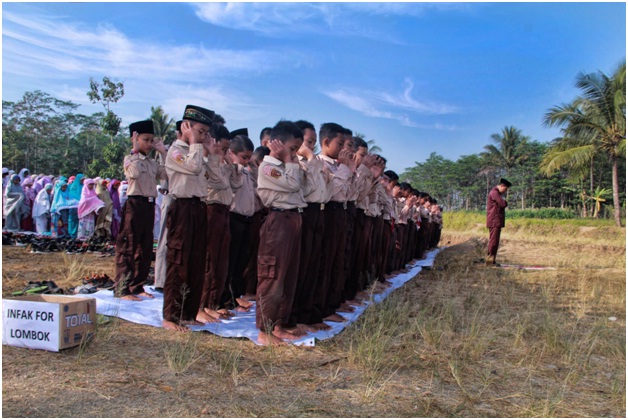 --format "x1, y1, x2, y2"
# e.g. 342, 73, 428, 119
69, 248, 442, 346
